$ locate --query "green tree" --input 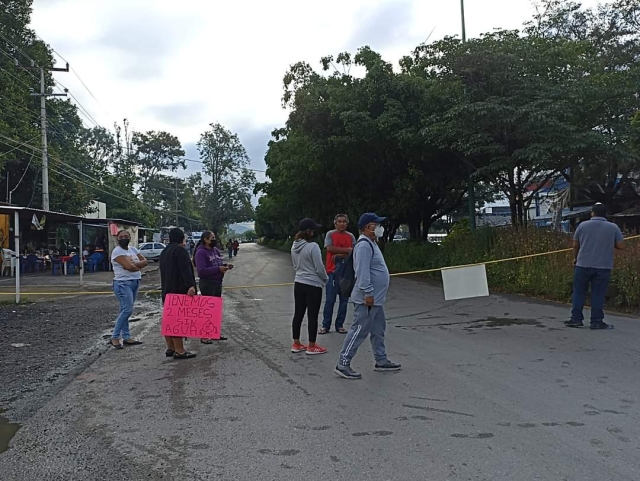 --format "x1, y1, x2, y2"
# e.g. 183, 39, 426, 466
197, 123, 256, 232
131, 130, 185, 203
258, 47, 469, 240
